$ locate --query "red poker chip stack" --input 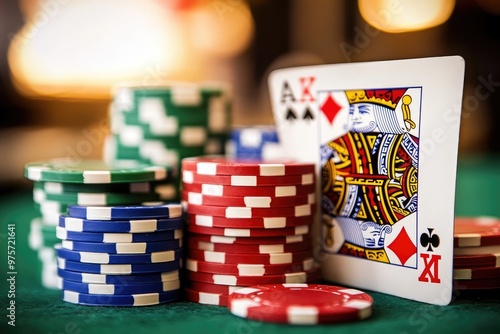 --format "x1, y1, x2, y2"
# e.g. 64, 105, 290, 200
453, 217, 500, 290
181, 156, 320, 306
